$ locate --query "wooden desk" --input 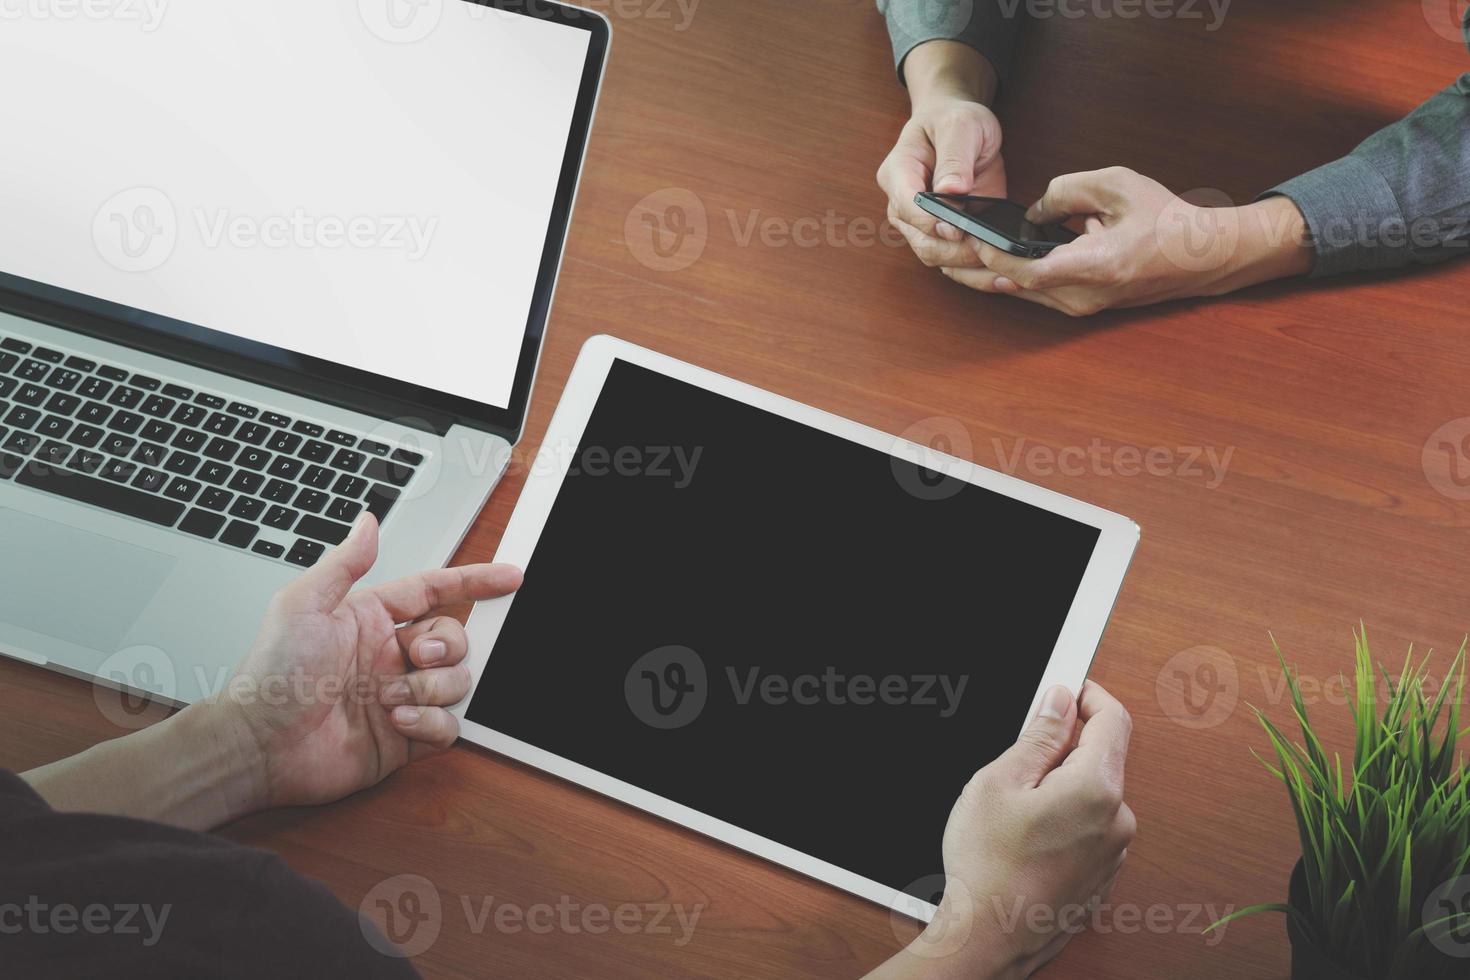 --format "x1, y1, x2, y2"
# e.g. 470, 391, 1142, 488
4, 1, 1469, 976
